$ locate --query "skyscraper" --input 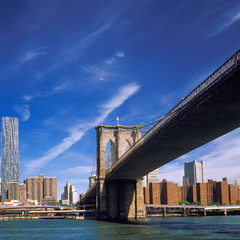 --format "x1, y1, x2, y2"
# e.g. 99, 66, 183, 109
61, 181, 78, 204
1, 117, 20, 202
184, 160, 205, 186
143, 168, 159, 187
63, 181, 70, 204
70, 184, 78, 204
